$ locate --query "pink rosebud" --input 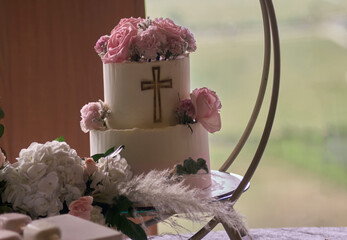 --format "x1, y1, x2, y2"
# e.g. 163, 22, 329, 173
94, 35, 109, 55
190, 87, 222, 133
84, 158, 98, 176
103, 18, 143, 63
68, 196, 93, 221
0, 149, 5, 168
80, 102, 106, 133
177, 99, 196, 120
